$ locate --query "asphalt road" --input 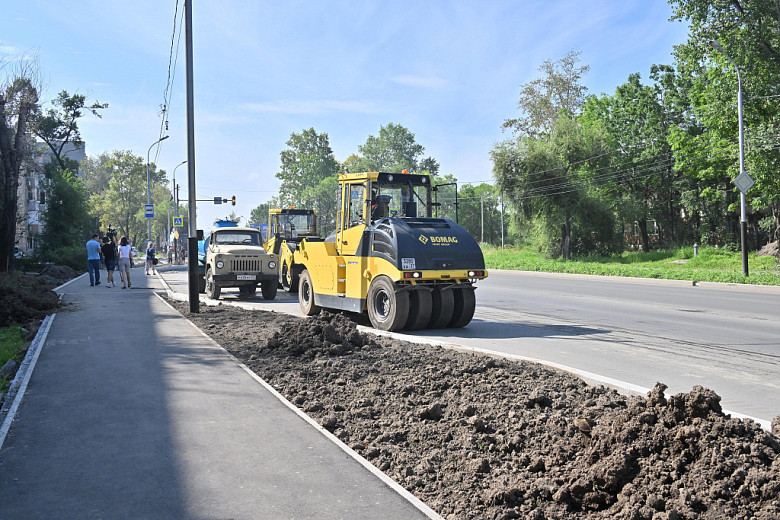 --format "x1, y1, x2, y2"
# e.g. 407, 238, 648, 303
158, 266, 780, 424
